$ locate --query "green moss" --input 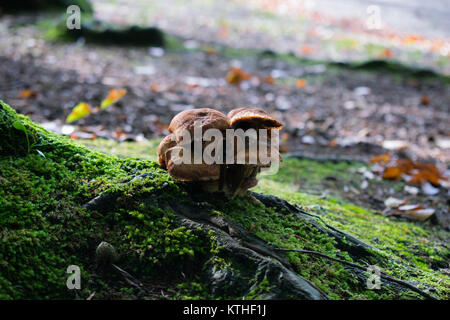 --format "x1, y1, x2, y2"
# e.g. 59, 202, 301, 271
0, 101, 213, 299
244, 276, 275, 299
254, 158, 449, 299
209, 197, 387, 299
75, 138, 160, 162
169, 278, 213, 300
